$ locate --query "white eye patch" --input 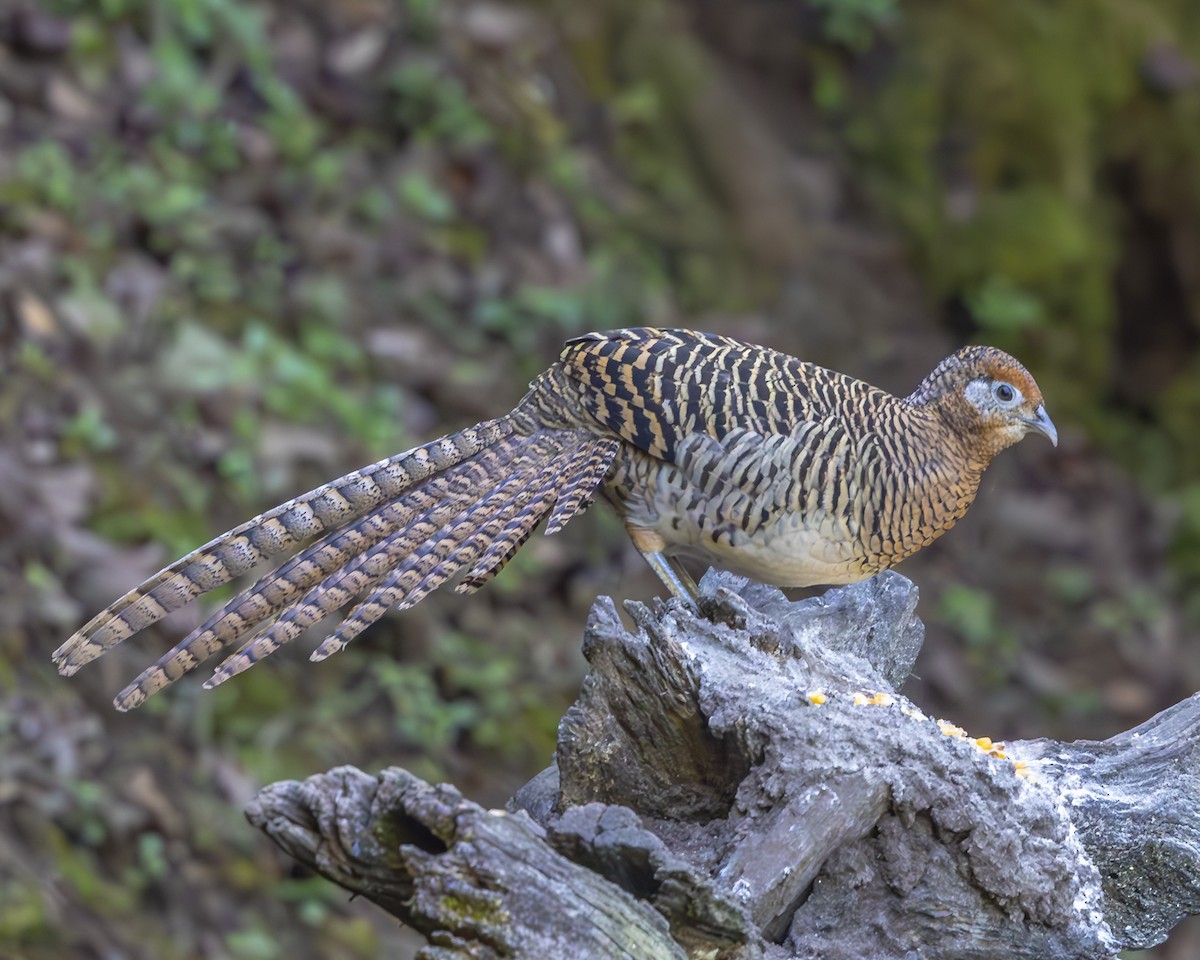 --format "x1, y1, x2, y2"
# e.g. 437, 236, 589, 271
963, 378, 1024, 411
963, 379, 994, 411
